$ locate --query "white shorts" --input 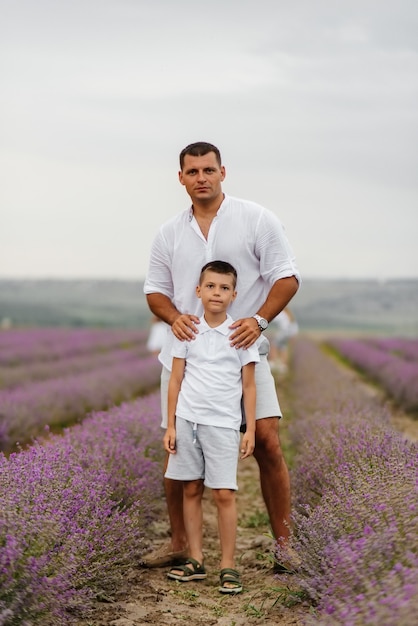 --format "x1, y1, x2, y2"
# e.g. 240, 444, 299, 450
160, 354, 281, 429
164, 417, 240, 490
